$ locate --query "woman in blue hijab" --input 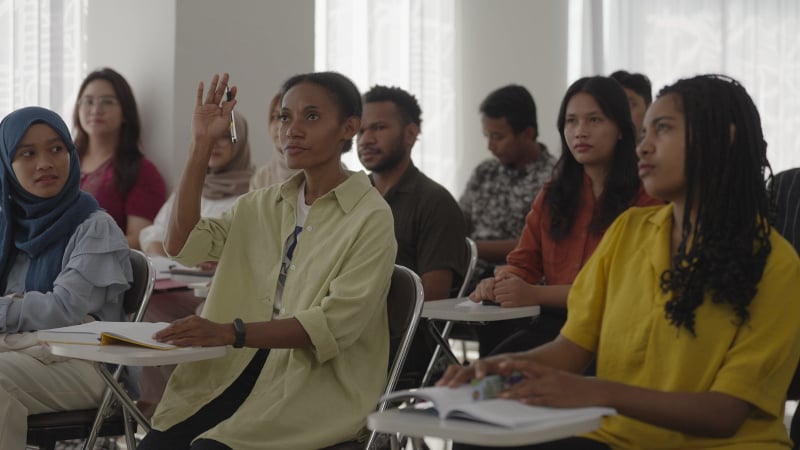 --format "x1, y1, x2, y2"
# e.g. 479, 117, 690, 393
0, 106, 132, 449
